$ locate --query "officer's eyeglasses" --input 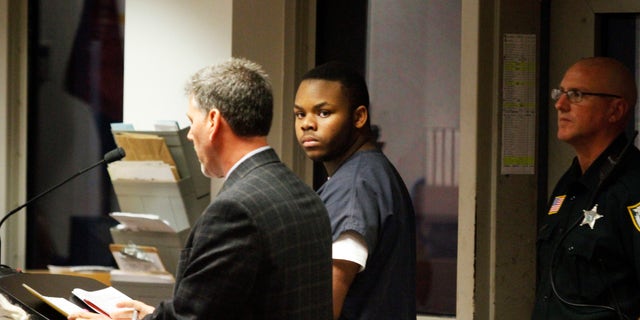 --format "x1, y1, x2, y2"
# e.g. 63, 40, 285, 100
551, 88, 621, 103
